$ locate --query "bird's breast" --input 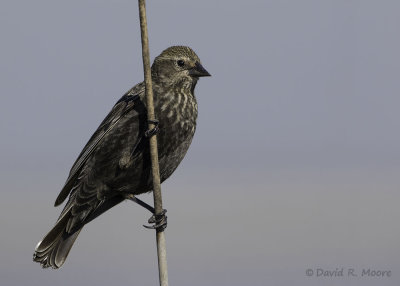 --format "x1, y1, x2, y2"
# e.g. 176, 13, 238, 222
155, 90, 198, 180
